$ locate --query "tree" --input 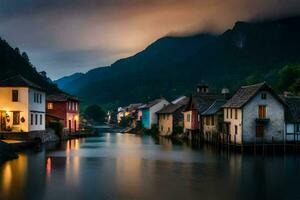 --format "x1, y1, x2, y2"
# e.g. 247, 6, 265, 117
278, 64, 300, 93
21, 52, 30, 63
84, 104, 106, 122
